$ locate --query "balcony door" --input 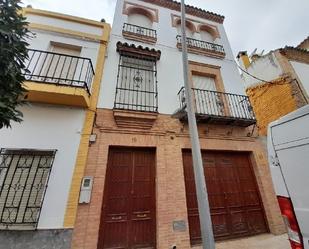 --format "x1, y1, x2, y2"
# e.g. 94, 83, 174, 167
48, 43, 82, 85
34, 43, 82, 86
192, 75, 224, 116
